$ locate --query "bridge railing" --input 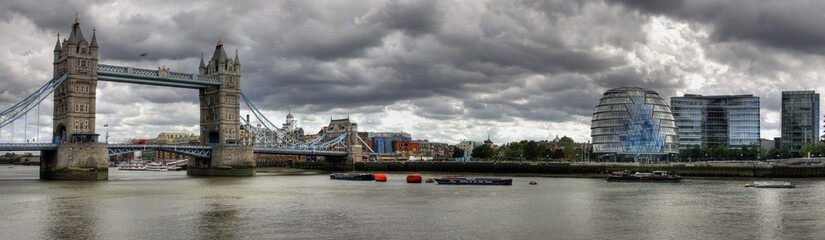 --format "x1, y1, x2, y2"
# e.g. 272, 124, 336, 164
97, 64, 220, 83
